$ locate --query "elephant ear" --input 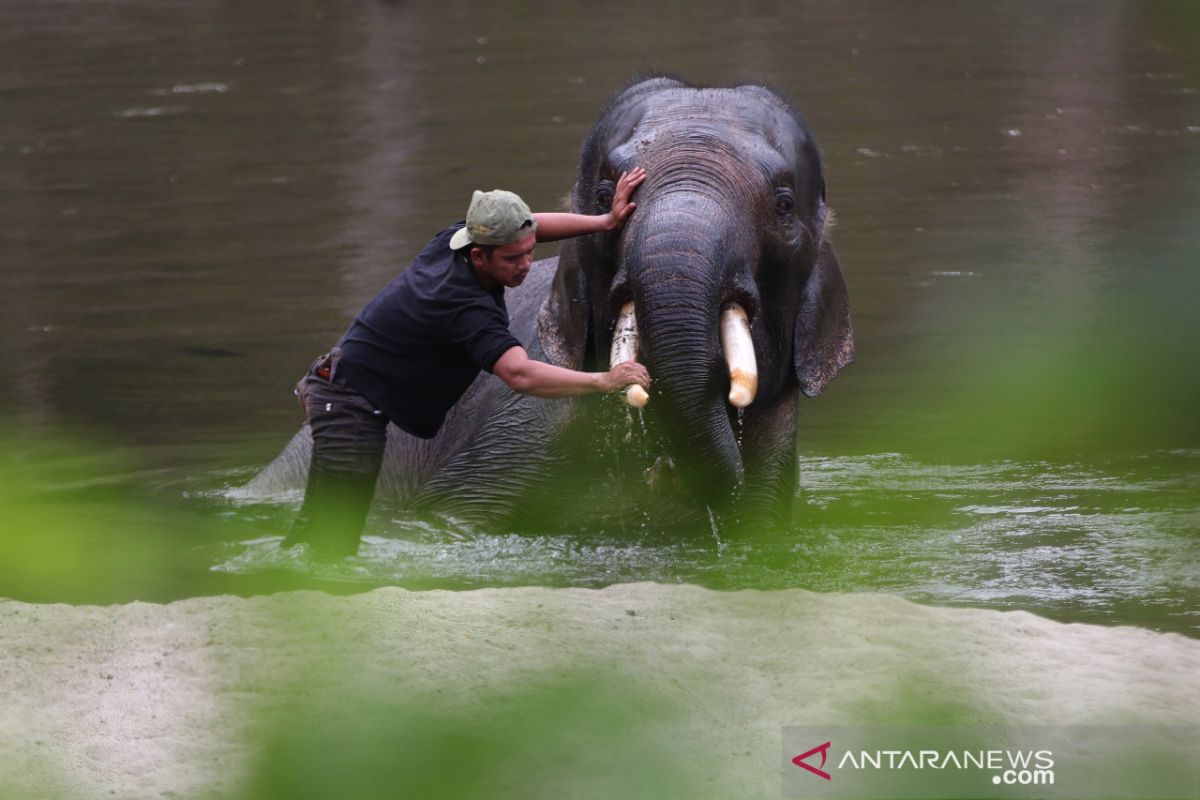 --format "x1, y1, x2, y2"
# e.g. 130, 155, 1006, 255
794, 241, 854, 397
536, 238, 589, 369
